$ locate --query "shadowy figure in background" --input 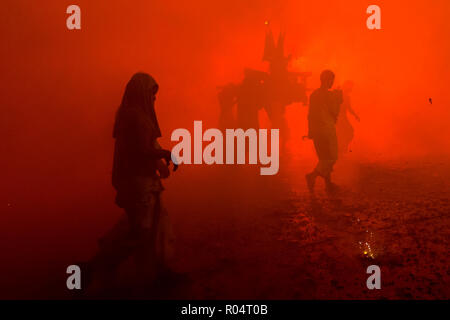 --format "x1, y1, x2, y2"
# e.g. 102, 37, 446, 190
236, 69, 267, 130
305, 70, 343, 194
263, 29, 309, 143
336, 80, 360, 154
85, 73, 179, 293
218, 83, 238, 130
216, 25, 310, 147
